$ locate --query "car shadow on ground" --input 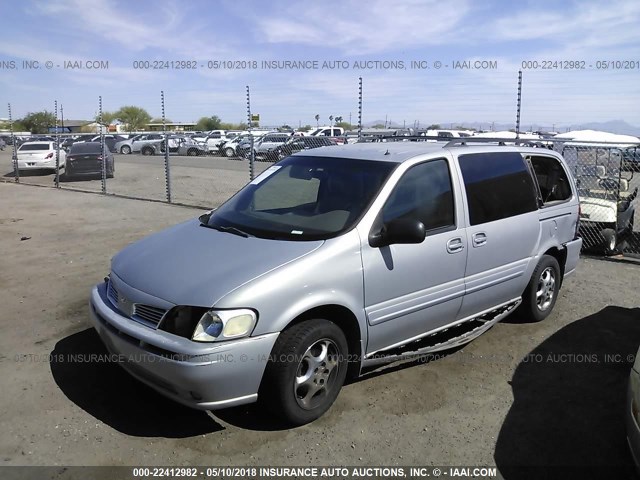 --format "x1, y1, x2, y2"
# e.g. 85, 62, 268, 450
495, 305, 640, 479
50, 328, 224, 437
3, 170, 52, 178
